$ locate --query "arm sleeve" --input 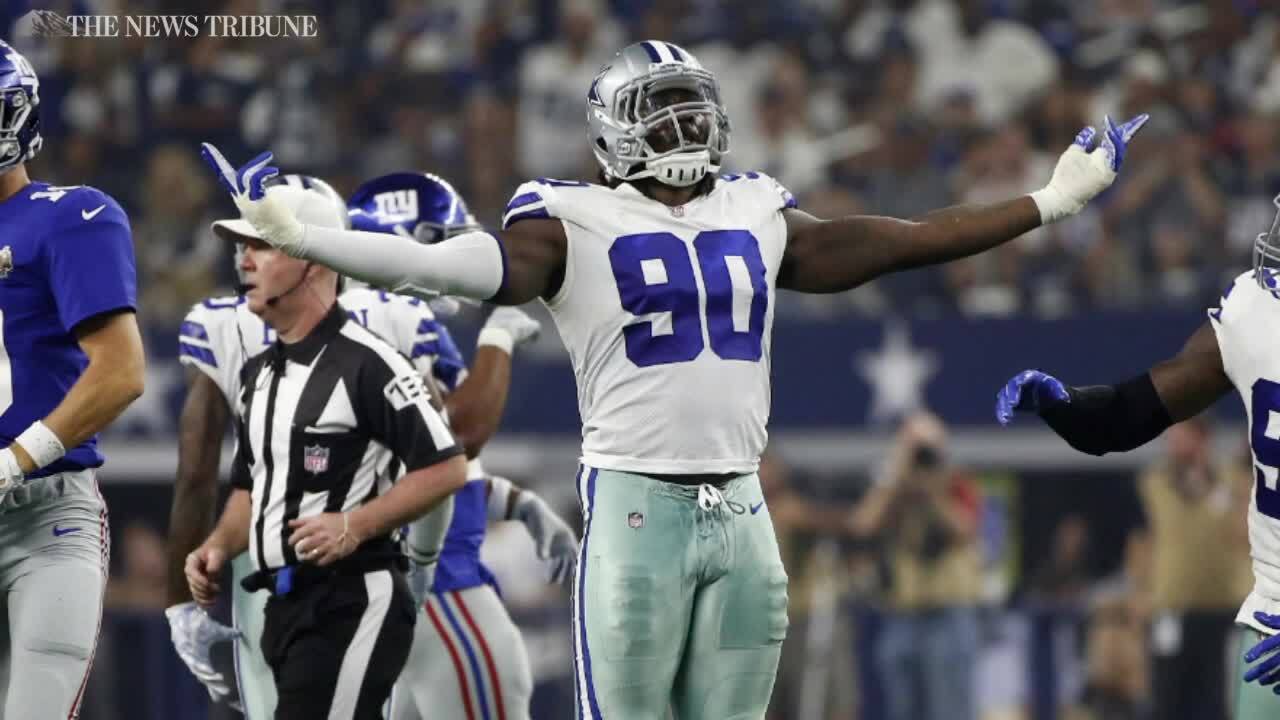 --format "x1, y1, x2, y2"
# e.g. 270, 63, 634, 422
46, 191, 137, 332
296, 225, 505, 301
356, 349, 463, 472
1039, 373, 1174, 456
